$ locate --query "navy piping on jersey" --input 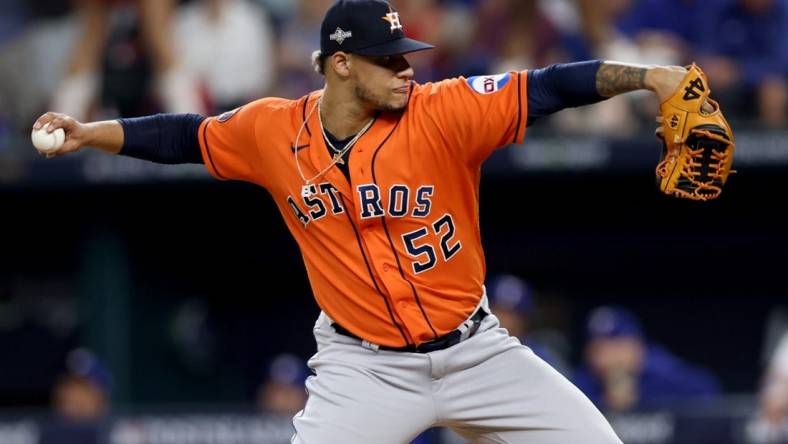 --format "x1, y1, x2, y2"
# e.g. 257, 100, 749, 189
292, 94, 314, 153
339, 194, 412, 346
513, 72, 523, 144
290, 94, 312, 153
201, 119, 228, 180
302, 93, 313, 137
370, 109, 440, 341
